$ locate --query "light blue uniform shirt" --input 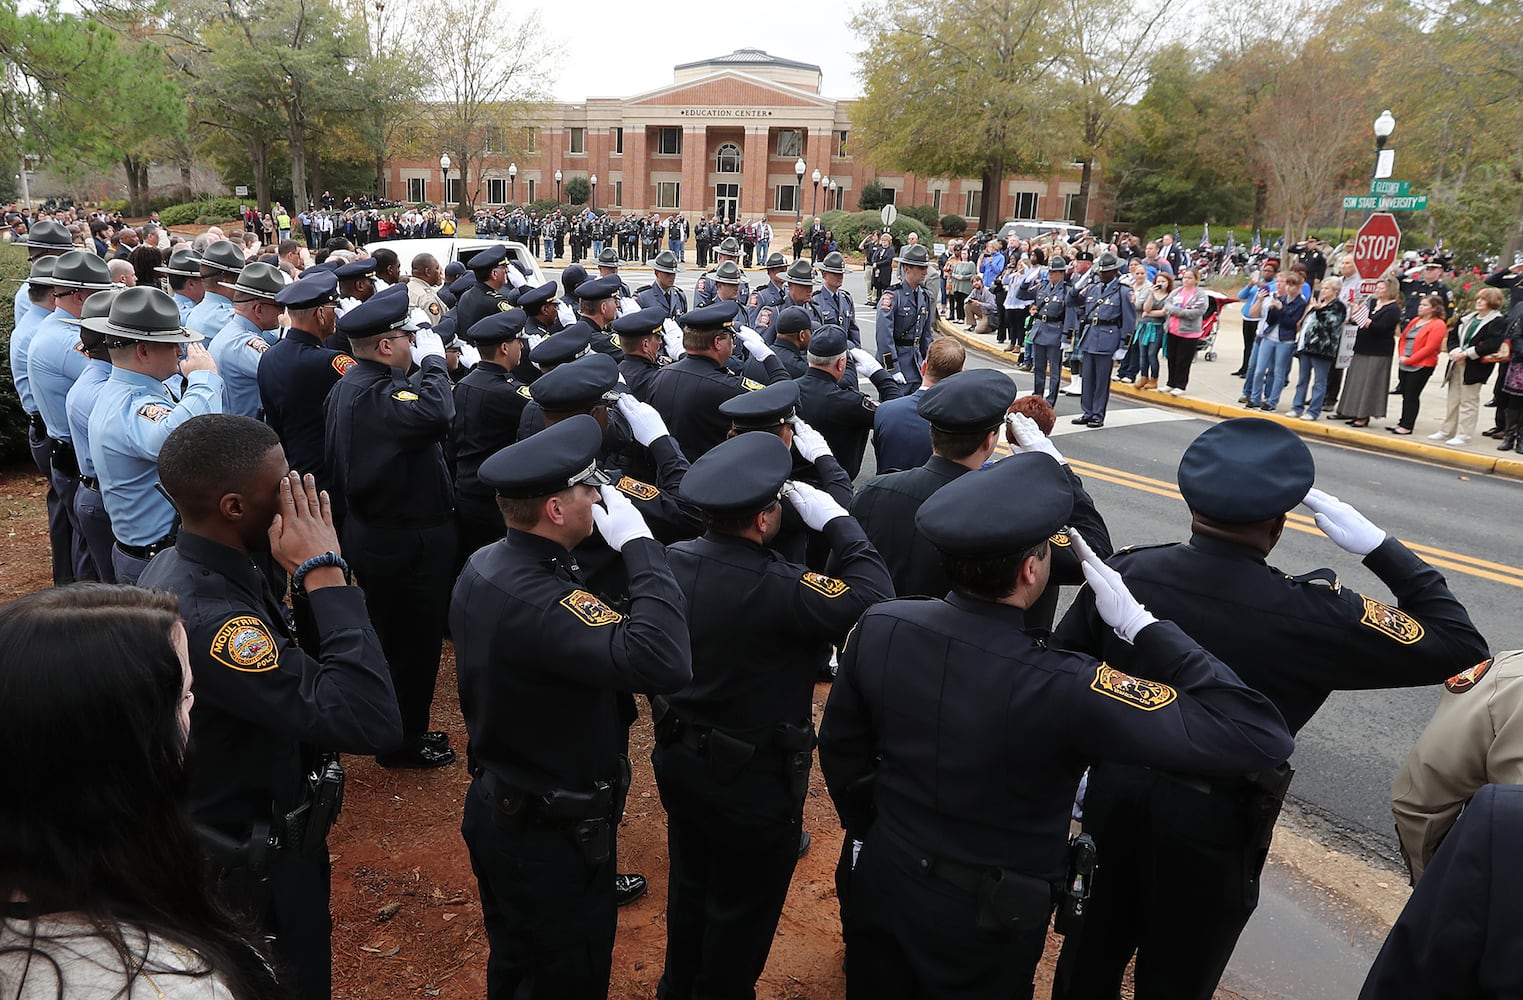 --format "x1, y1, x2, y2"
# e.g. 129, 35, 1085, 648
209, 312, 275, 418
65, 360, 112, 478
28, 310, 90, 440
9, 303, 53, 414
89, 366, 223, 546
14, 287, 29, 328
185, 290, 234, 340
173, 292, 196, 324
